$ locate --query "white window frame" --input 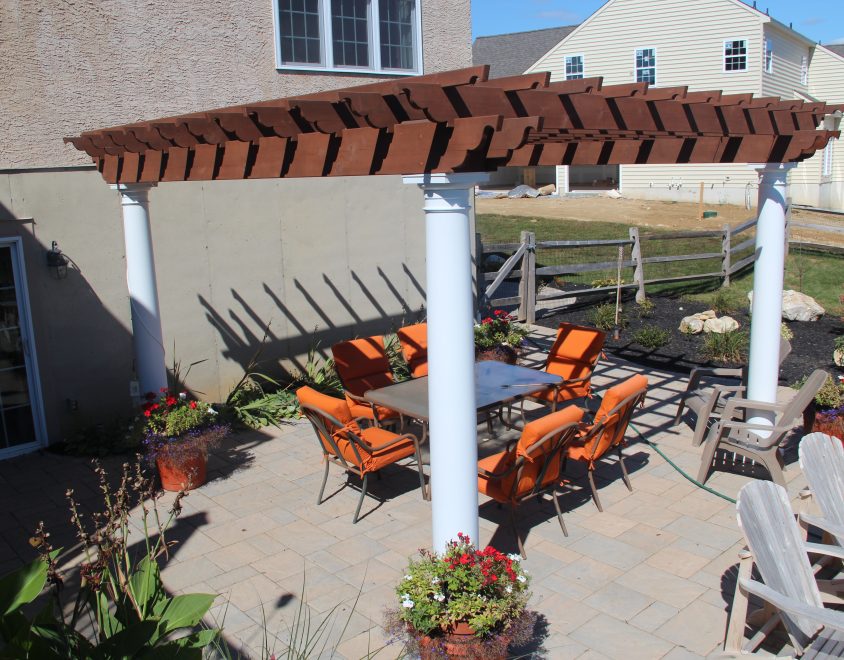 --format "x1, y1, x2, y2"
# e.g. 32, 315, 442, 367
723, 38, 749, 73
272, 0, 423, 76
822, 139, 835, 177
763, 38, 773, 74
800, 55, 808, 86
634, 47, 657, 84
564, 54, 585, 80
